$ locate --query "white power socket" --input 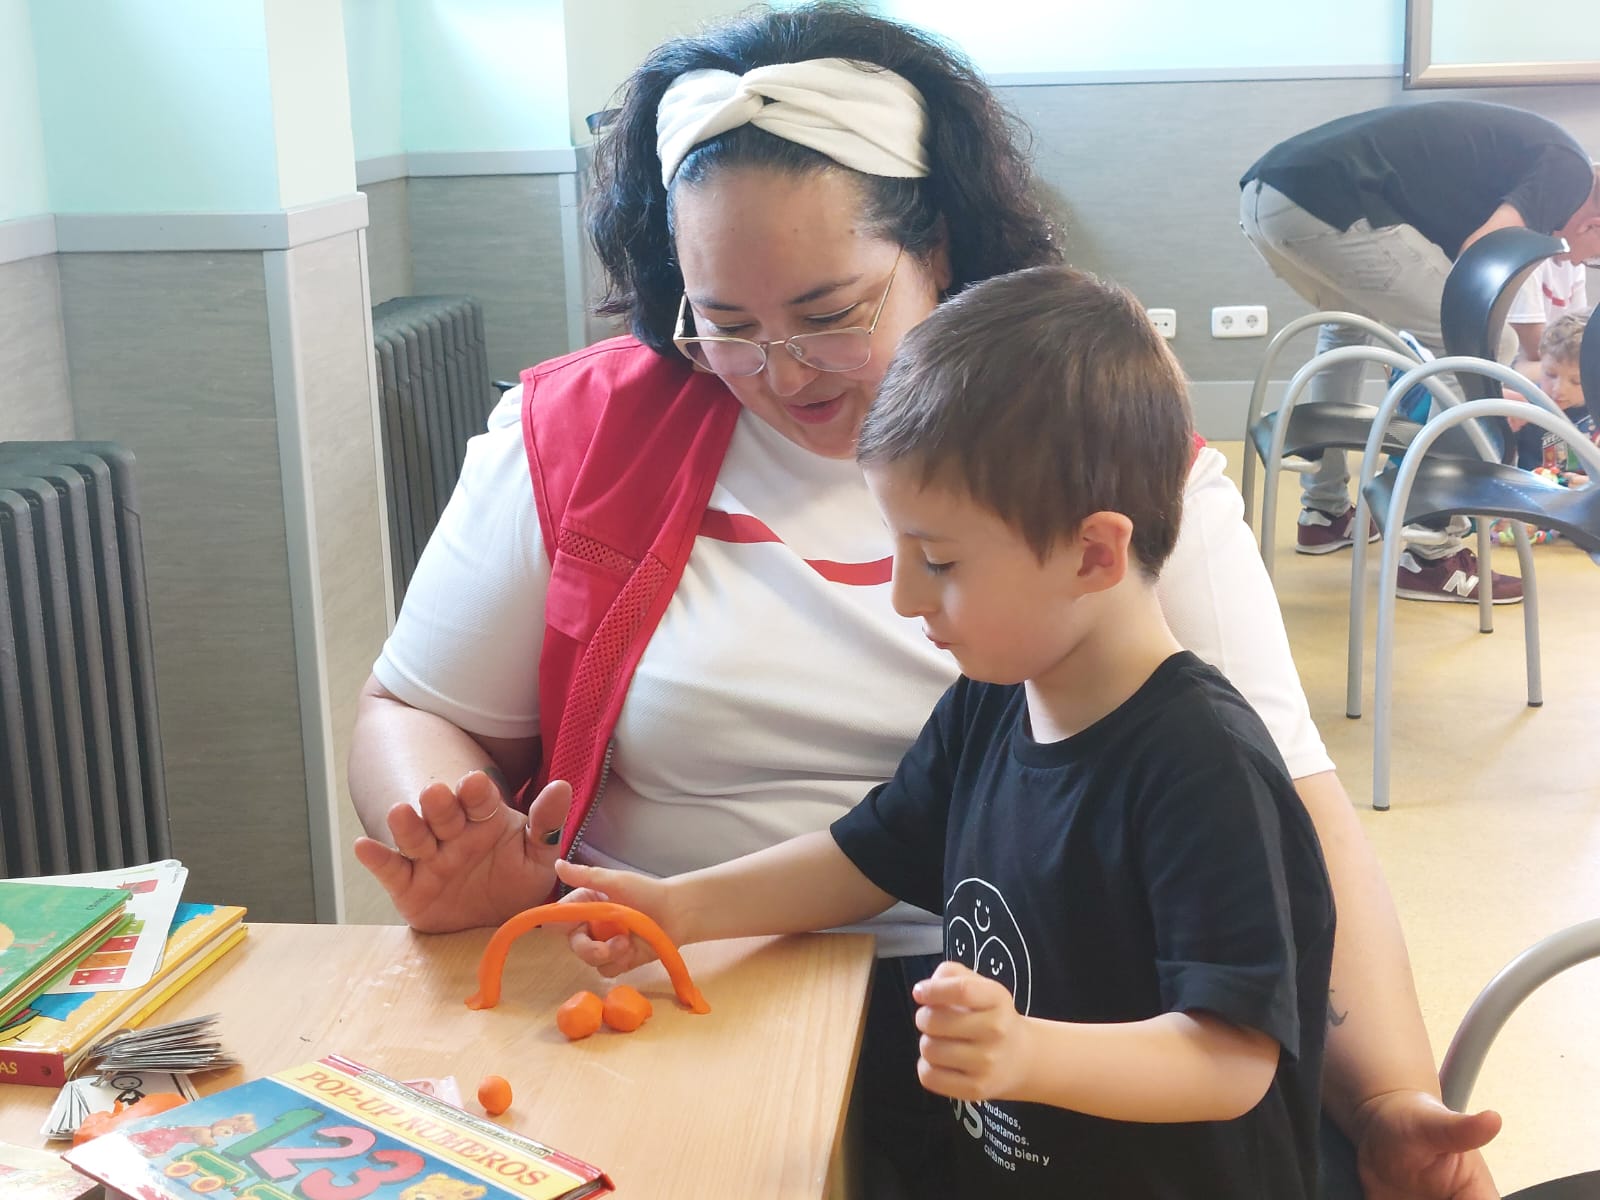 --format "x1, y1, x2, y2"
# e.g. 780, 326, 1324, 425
1146, 307, 1177, 339
1211, 304, 1269, 339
